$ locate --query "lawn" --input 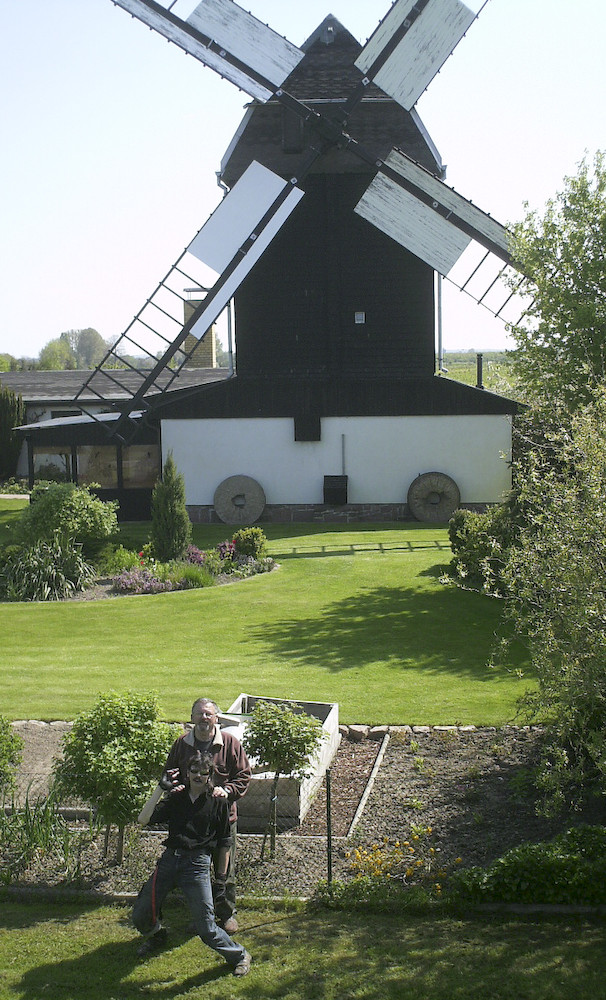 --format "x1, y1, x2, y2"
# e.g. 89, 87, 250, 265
0, 501, 530, 724
0, 898, 604, 1000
